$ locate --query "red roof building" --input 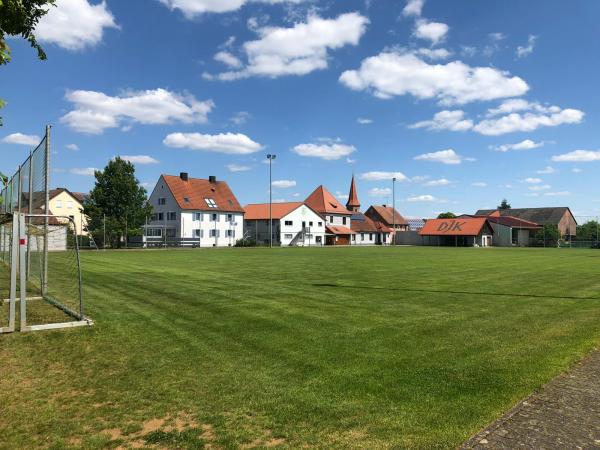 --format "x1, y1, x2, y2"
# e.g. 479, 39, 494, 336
346, 175, 360, 212
419, 217, 494, 247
